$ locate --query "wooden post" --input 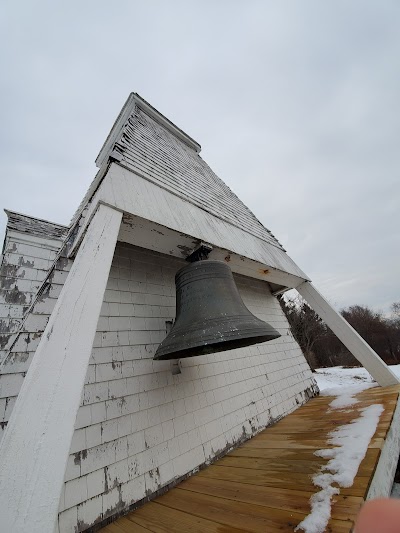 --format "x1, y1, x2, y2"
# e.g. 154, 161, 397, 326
0, 204, 122, 533
297, 281, 399, 387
